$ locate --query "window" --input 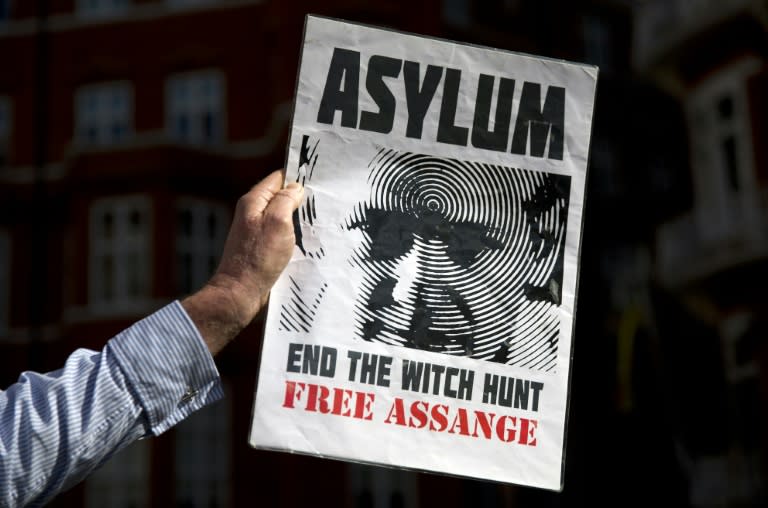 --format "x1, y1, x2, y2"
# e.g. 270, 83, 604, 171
685, 57, 760, 239
77, 0, 130, 18
689, 89, 745, 193
720, 313, 758, 384
76, 82, 133, 146
166, 71, 225, 145
0, 97, 10, 169
0, 231, 9, 336
89, 197, 151, 309
176, 199, 228, 295
175, 387, 231, 507
85, 439, 150, 508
